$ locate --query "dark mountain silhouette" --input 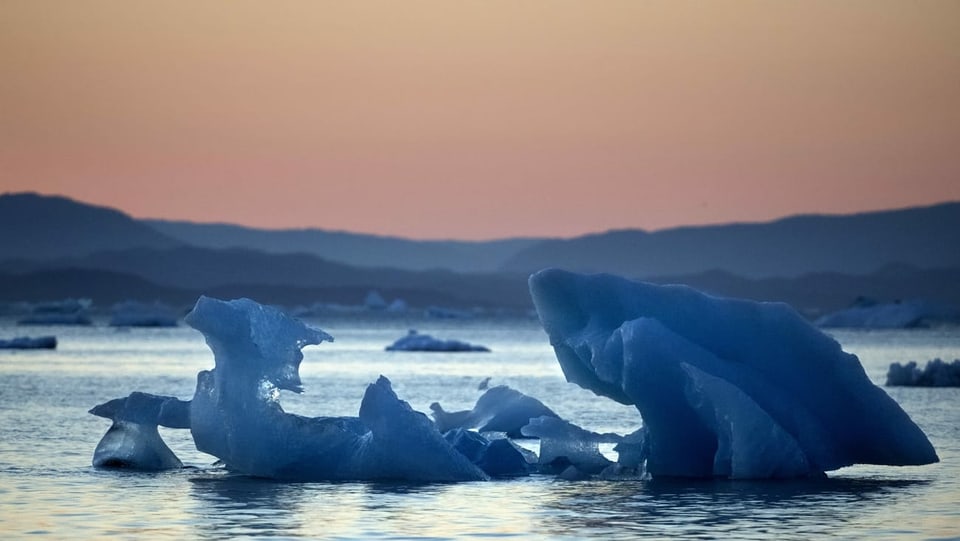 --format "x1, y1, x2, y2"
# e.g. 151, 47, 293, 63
0, 268, 195, 306
501, 202, 960, 278
0, 246, 531, 309
144, 220, 542, 273
2, 263, 957, 318
643, 265, 960, 317
2, 191, 959, 314
0, 192, 182, 259
0, 268, 523, 310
